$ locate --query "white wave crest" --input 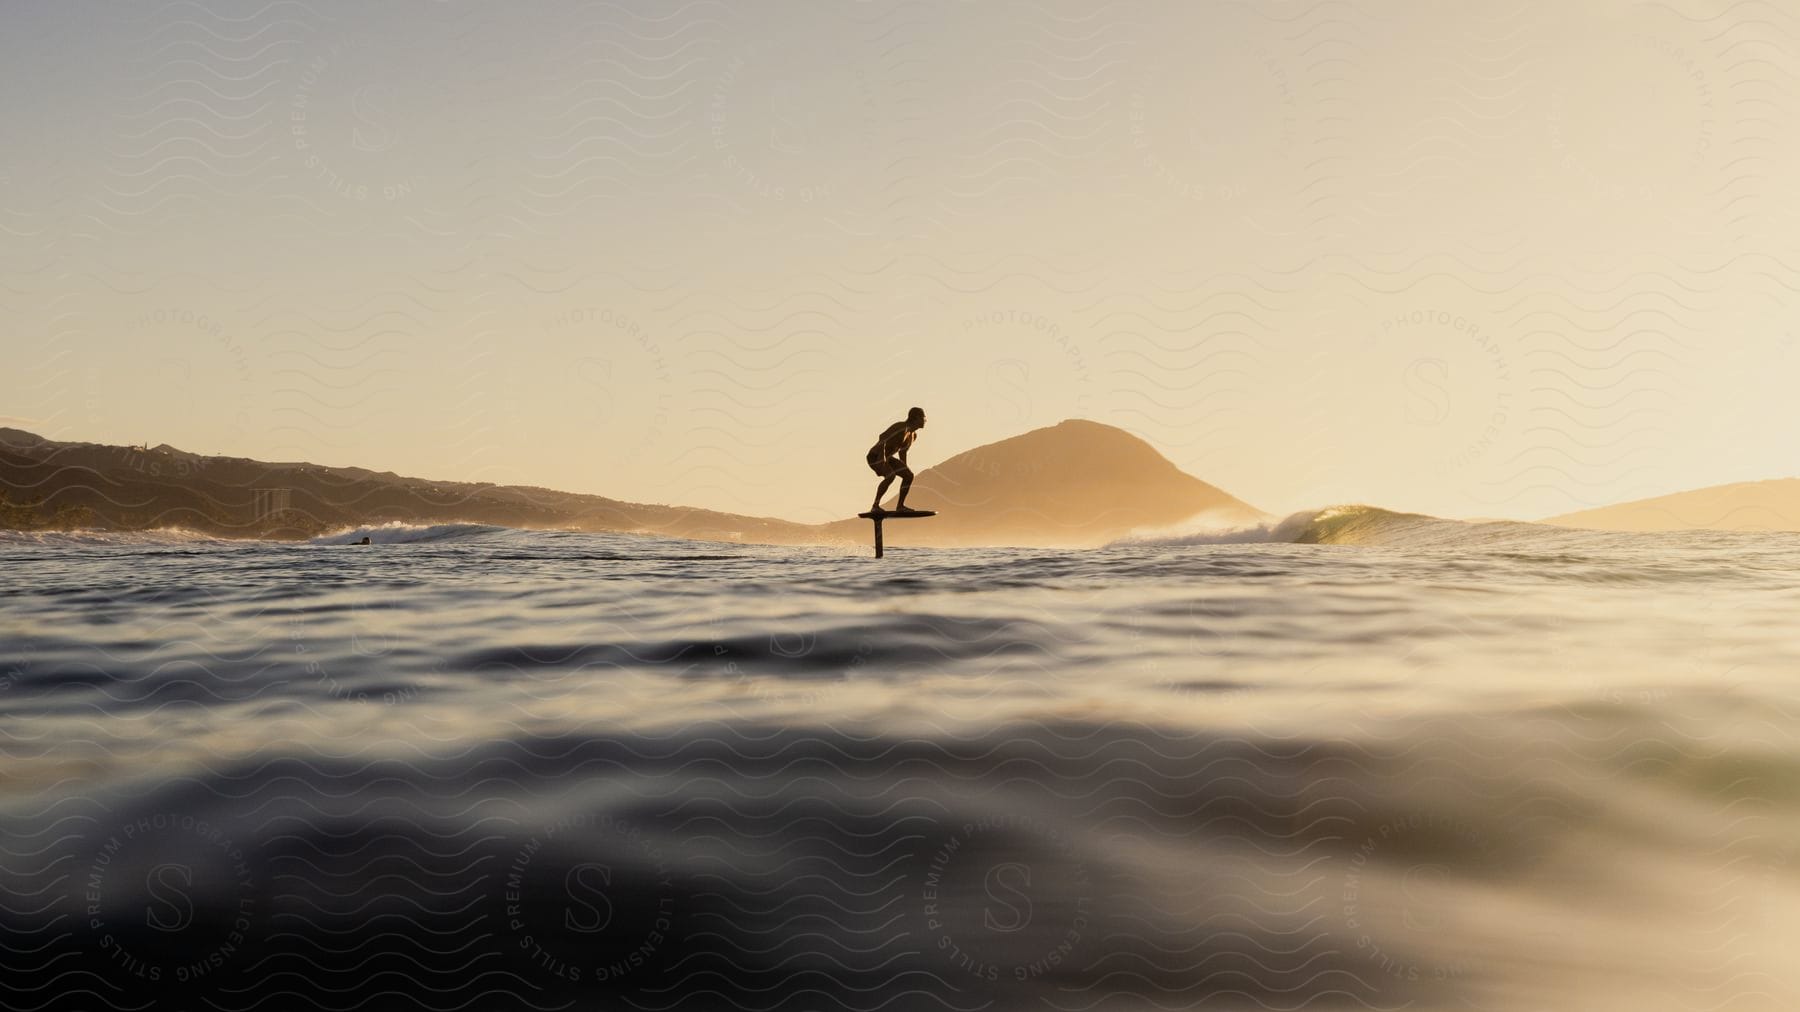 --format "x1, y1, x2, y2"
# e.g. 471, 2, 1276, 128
0, 526, 233, 547
310, 522, 513, 546
1105, 510, 1323, 548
